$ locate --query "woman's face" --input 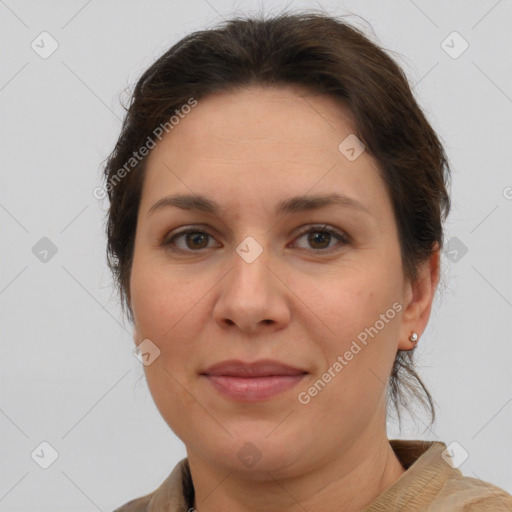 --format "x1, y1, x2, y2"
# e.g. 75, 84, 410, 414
129, 85, 434, 477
